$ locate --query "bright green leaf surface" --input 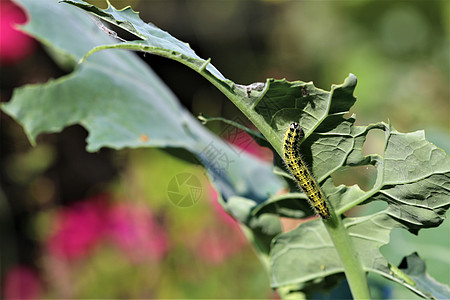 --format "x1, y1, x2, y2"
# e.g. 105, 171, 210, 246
270, 126, 449, 297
